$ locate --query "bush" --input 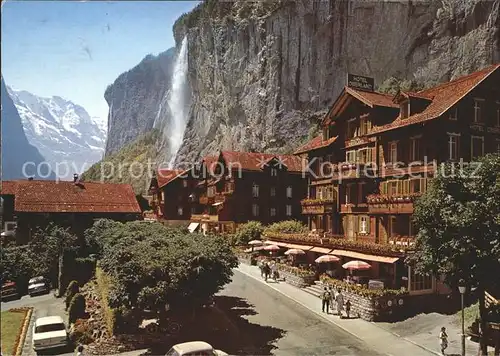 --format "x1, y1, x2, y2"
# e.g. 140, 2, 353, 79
234, 221, 264, 245
70, 319, 94, 345
68, 293, 86, 324
264, 220, 308, 235
65, 280, 80, 310
95, 267, 116, 335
